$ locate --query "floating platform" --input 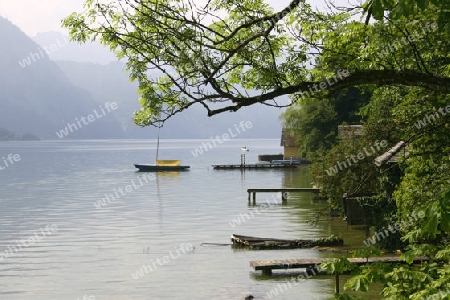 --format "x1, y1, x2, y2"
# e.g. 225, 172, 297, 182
231, 234, 343, 250
212, 163, 297, 169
